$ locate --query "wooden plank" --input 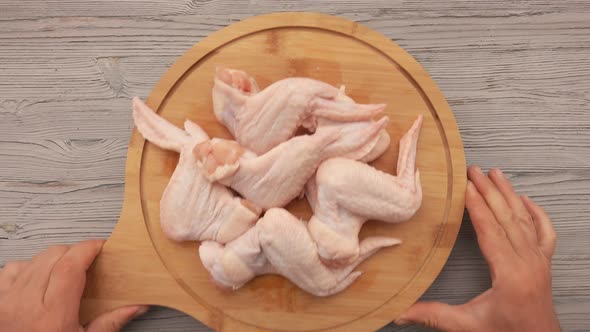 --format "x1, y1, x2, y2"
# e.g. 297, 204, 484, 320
0, 11, 588, 58
1, 1, 589, 331
0, 0, 589, 20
